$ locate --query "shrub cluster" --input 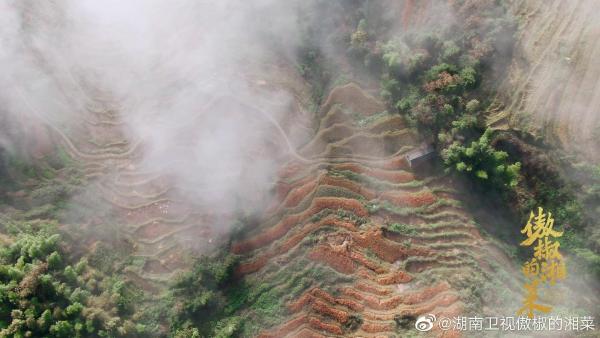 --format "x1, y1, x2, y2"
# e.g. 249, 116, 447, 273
348, 1, 520, 191
0, 223, 143, 337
